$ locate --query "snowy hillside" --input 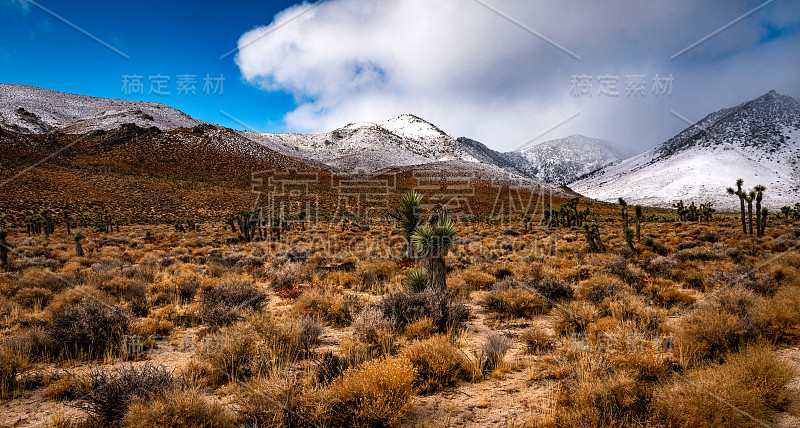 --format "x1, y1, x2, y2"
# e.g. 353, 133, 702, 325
0, 84, 201, 133
572, 91, 800, 210
504, 135, 620, 185
242, 114, 493, 174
